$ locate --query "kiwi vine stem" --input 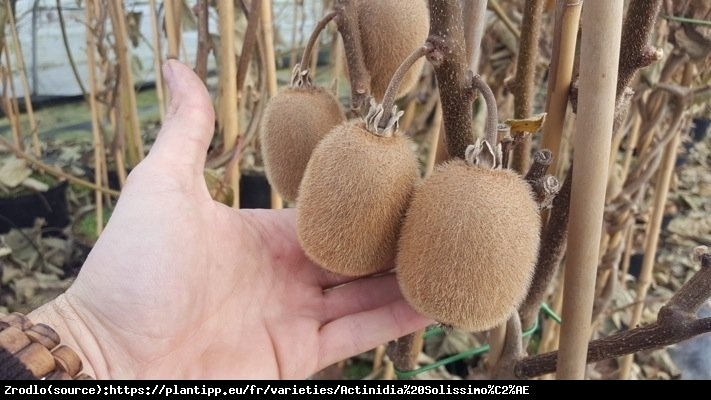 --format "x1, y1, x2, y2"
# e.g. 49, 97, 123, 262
334, 0, 371, 117
235, 0, 261, 92
510, 0, 544, 175
515, 249, 711, 379
427, 0, 474, 160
